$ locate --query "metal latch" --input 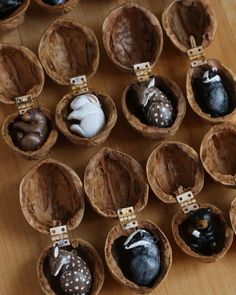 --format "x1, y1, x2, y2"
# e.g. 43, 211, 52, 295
15, 95, 34, 115
50, 225, 70, 247
133, 62, 152, 82
117, 206, 138, 230
70, 75, 89, 96
187, 35, 207, 68
176, 191, 199, 214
